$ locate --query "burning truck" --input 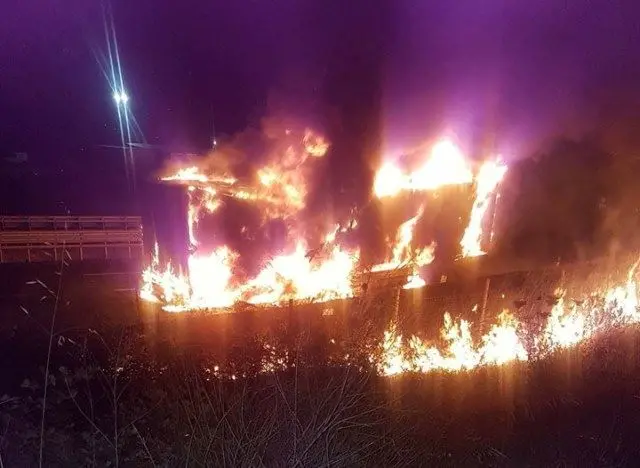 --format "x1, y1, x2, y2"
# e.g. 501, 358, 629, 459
140, 128, 506, 314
